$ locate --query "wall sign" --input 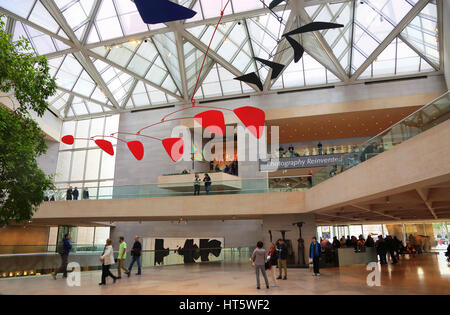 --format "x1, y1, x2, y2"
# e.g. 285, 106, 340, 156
259, 154, 344, 171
